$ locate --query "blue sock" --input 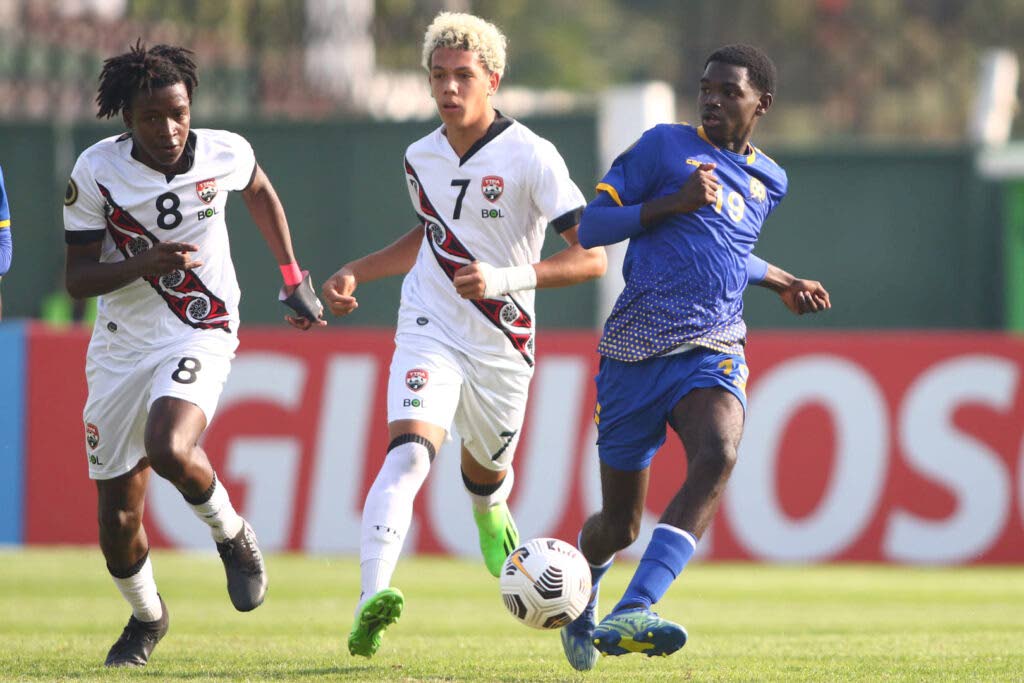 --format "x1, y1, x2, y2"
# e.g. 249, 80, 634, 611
579, 532, 613, 612
613, 524, 696, 613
